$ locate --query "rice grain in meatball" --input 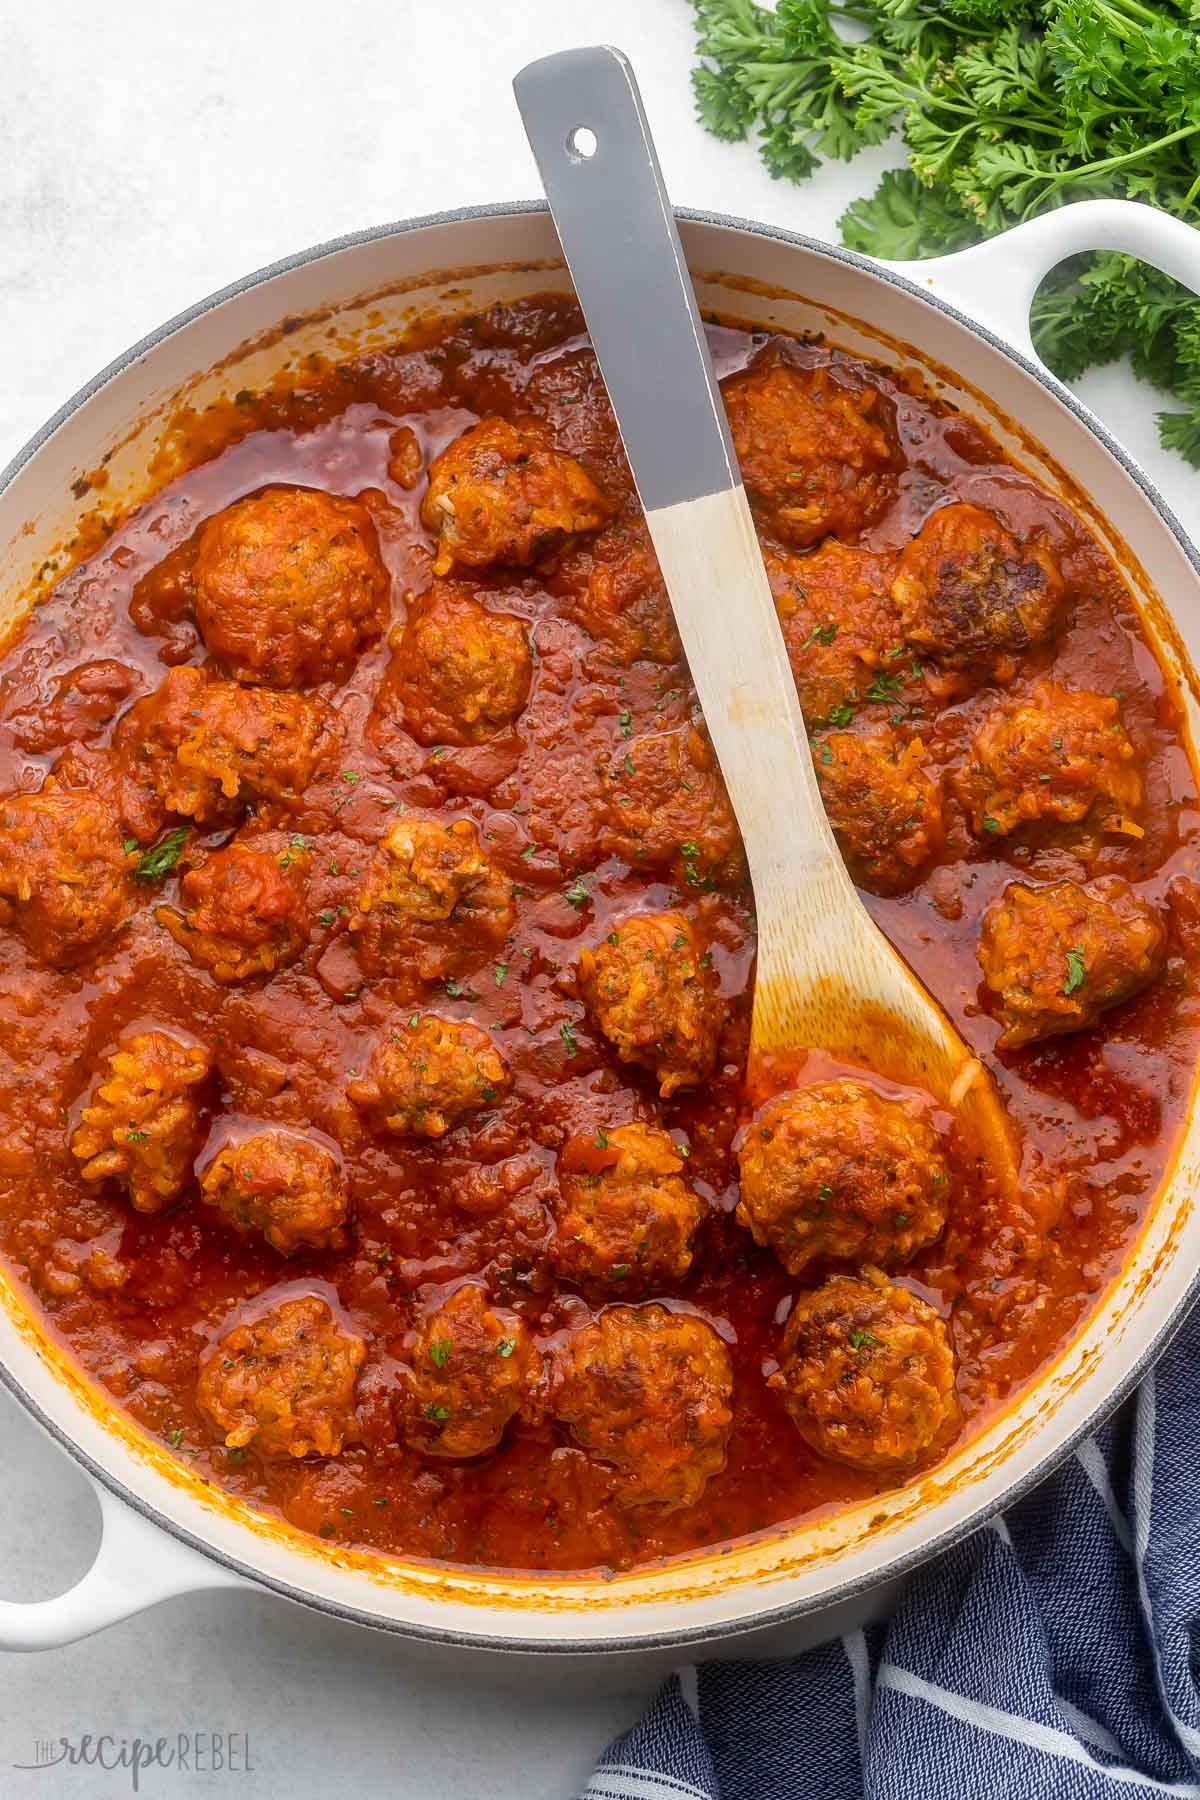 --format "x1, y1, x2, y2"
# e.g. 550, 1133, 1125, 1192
193, 485, 390, 686
722, 360, 899, 548
578, 911, 725, 1098
197, 1292, 365, 1458
348, 1013, 509, 1138
552, 1124, 706, 1293
550, 1304, 733, 1507
736, 1080, 950, 1276
403, 1281, 533, 1459
200, 1128, 350, 1255
71, 1029, 211, 1213
770, 1269, 959, 1474
978, 876, 1166, 1049
421, 416, 612, 575
892, 503, 1065, 681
